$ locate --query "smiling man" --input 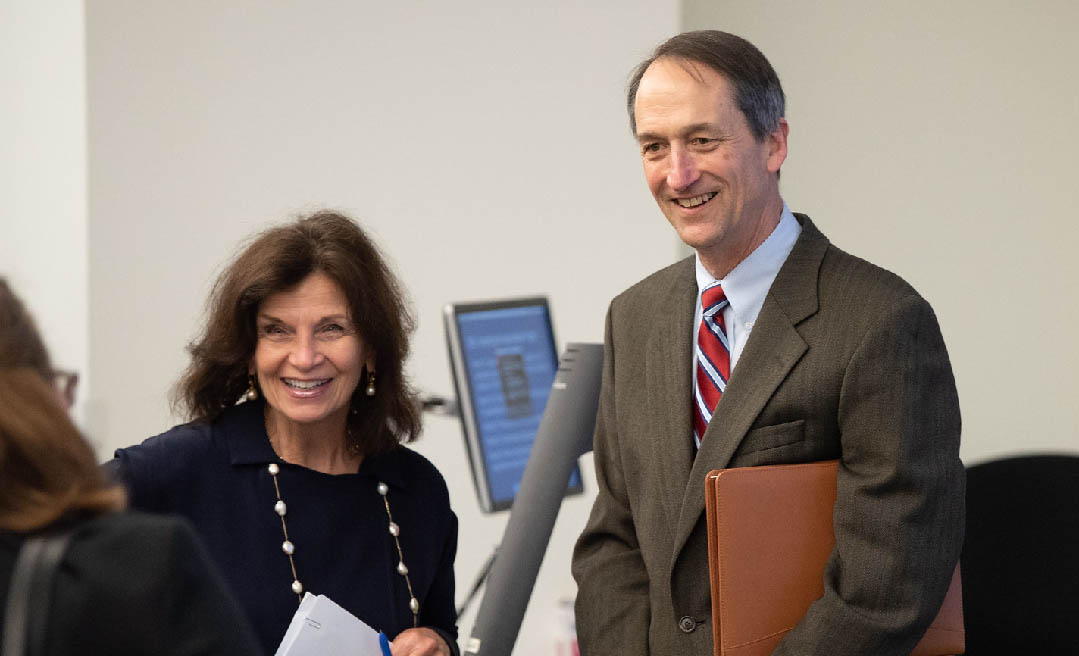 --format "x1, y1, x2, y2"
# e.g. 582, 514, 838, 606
571, 31, 964, 655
